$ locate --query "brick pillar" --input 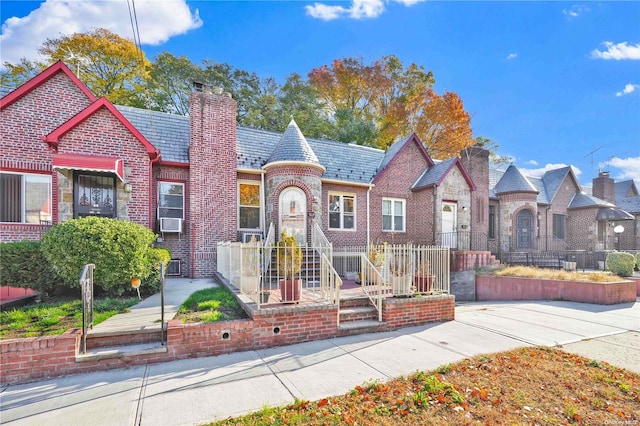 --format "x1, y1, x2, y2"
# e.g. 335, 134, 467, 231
189, 86, 237, 277
460, 145, 490, 243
